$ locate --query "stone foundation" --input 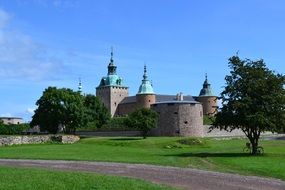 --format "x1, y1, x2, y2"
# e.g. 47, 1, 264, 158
0, 135, 80, 146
